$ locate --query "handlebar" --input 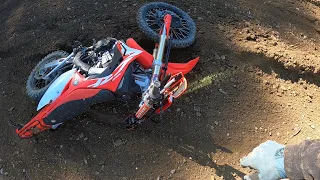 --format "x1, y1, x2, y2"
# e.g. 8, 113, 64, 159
73, 51, 91, 72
